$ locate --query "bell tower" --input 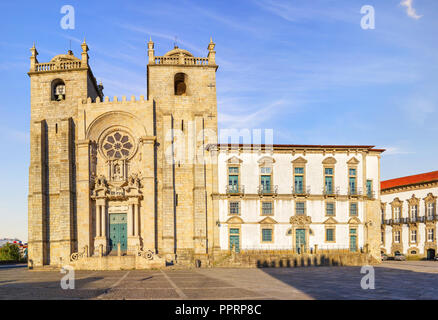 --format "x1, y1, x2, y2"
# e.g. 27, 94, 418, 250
27, 40, 103, 266
147, 39, 219, 260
